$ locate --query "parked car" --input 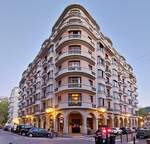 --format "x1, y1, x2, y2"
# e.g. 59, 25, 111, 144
3, 124, 13, 131
13, 124, 33, 134
27, 127, 50, 137
120, 127, 128, 135
136, 129, 150, 139
111, 128, 122, 135
20, 125, 33, 136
